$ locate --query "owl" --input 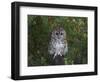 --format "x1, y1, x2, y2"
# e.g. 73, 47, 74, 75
48, 27, 68, 59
